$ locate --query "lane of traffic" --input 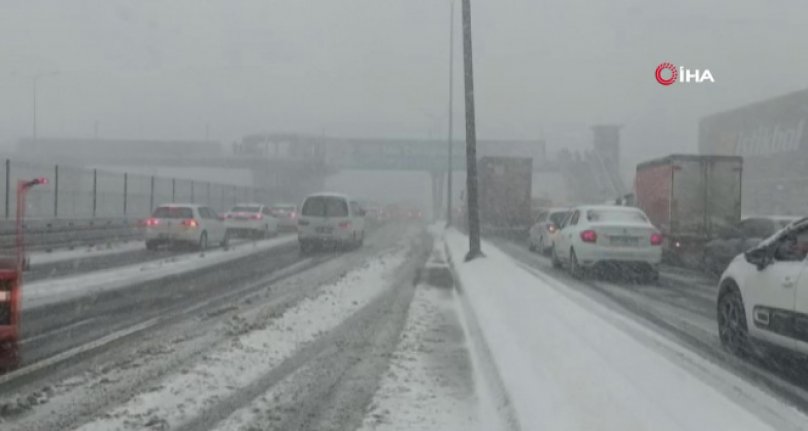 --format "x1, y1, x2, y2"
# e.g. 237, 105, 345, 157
496, 237, 808, 415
